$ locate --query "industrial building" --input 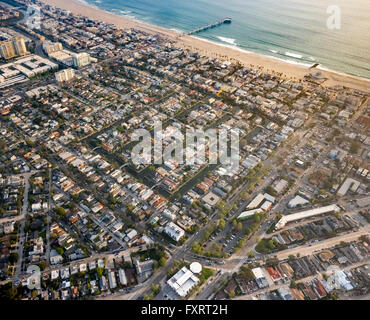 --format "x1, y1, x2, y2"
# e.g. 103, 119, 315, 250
247, 193, 266, 209
237, 208, 263, 220
108, 271, 117, 289
288, 195, 310, 208
118, 269, 128, 286
337, 178, 360, 196
275, 204, 340, 230
238, 192, 275, 220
